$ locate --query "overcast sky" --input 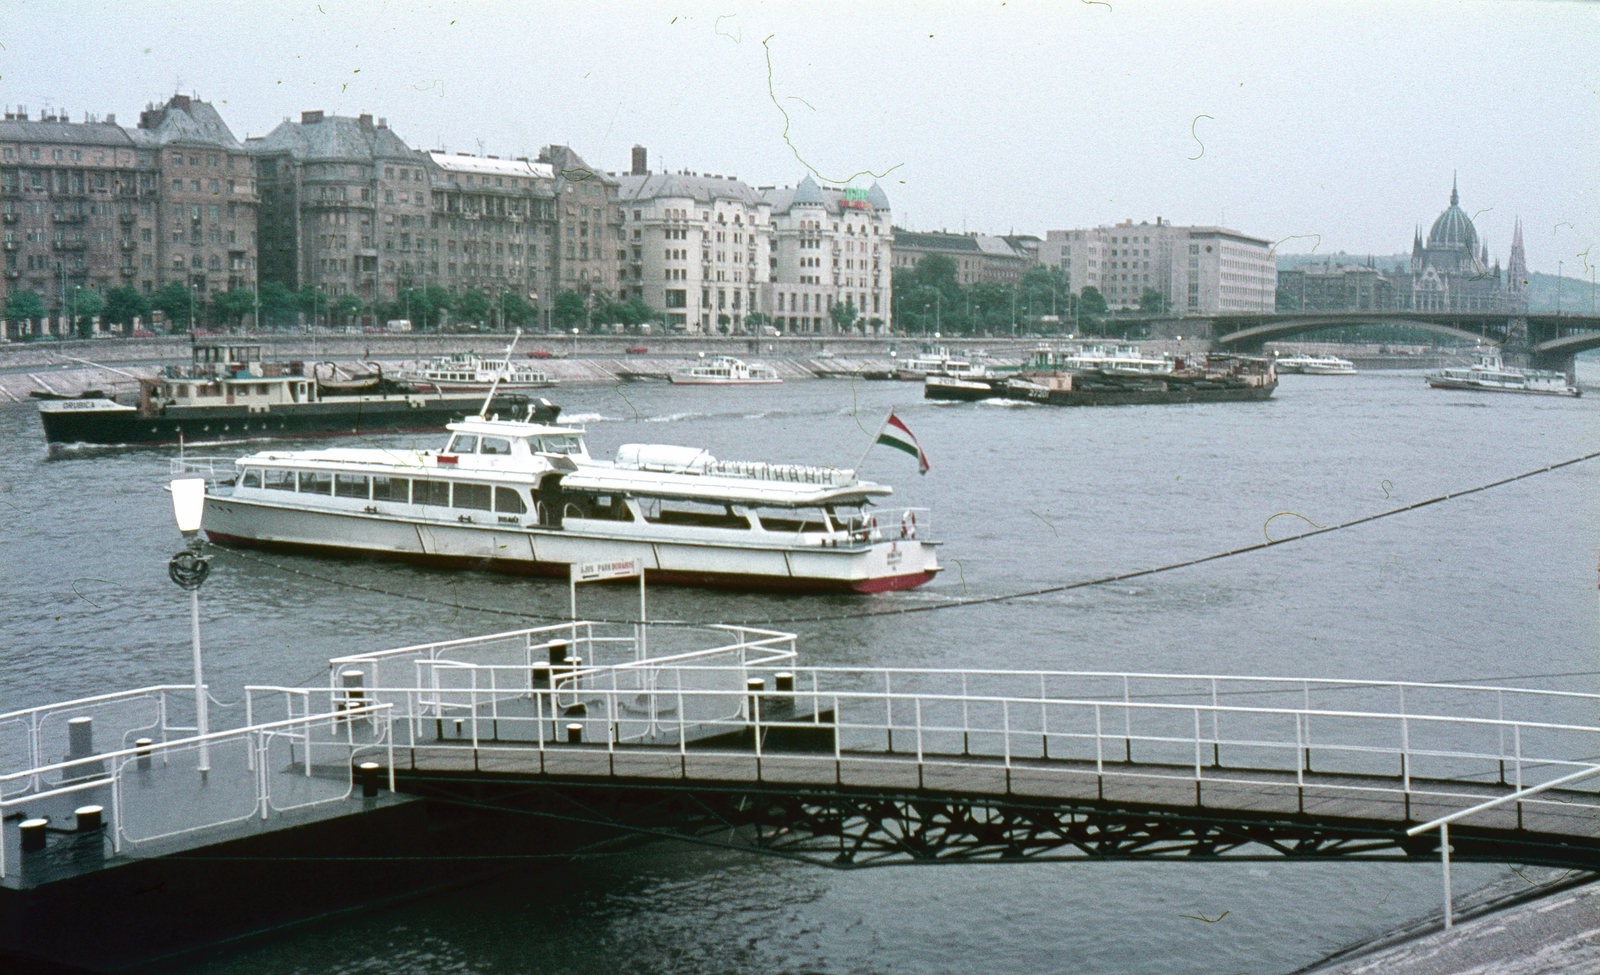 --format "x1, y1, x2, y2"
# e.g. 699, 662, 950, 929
3, 1, 1595, 275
